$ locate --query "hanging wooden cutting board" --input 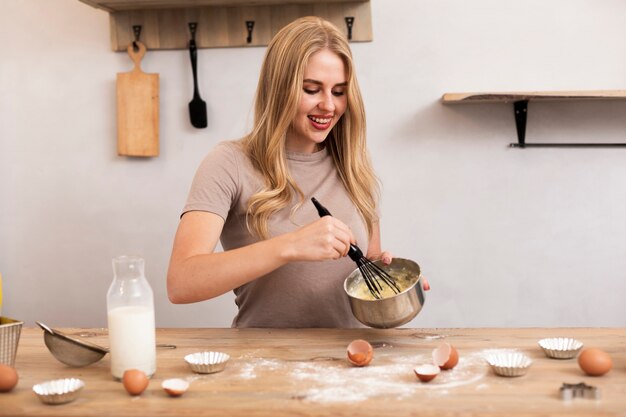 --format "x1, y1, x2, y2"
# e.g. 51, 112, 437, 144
116, 41, 159, 157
